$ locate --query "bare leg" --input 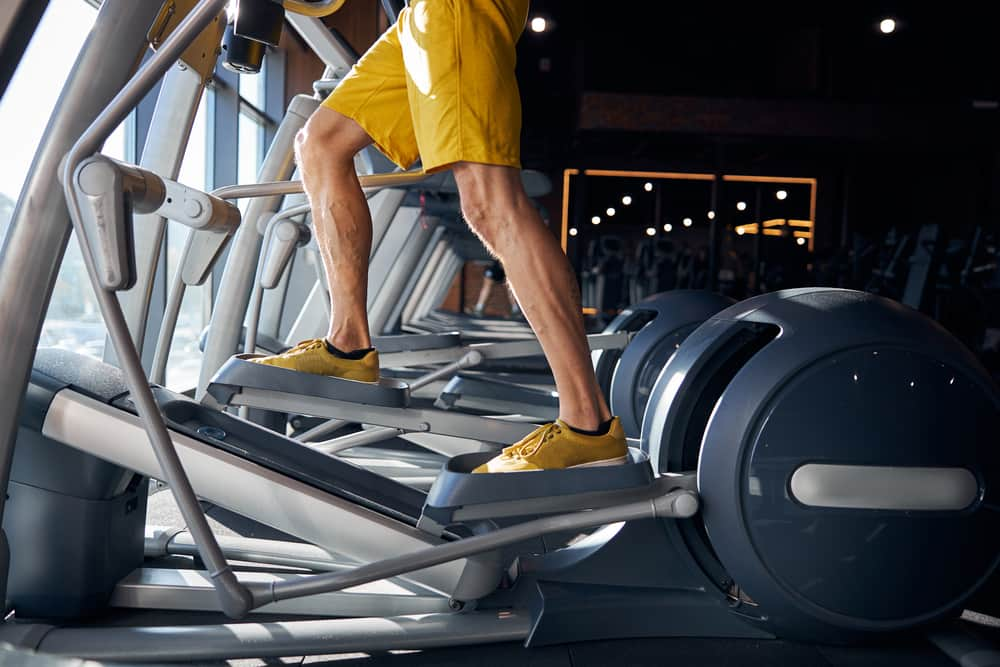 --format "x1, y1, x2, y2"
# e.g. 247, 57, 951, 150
295, 107, 375, 352
453, 163, 611, 430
